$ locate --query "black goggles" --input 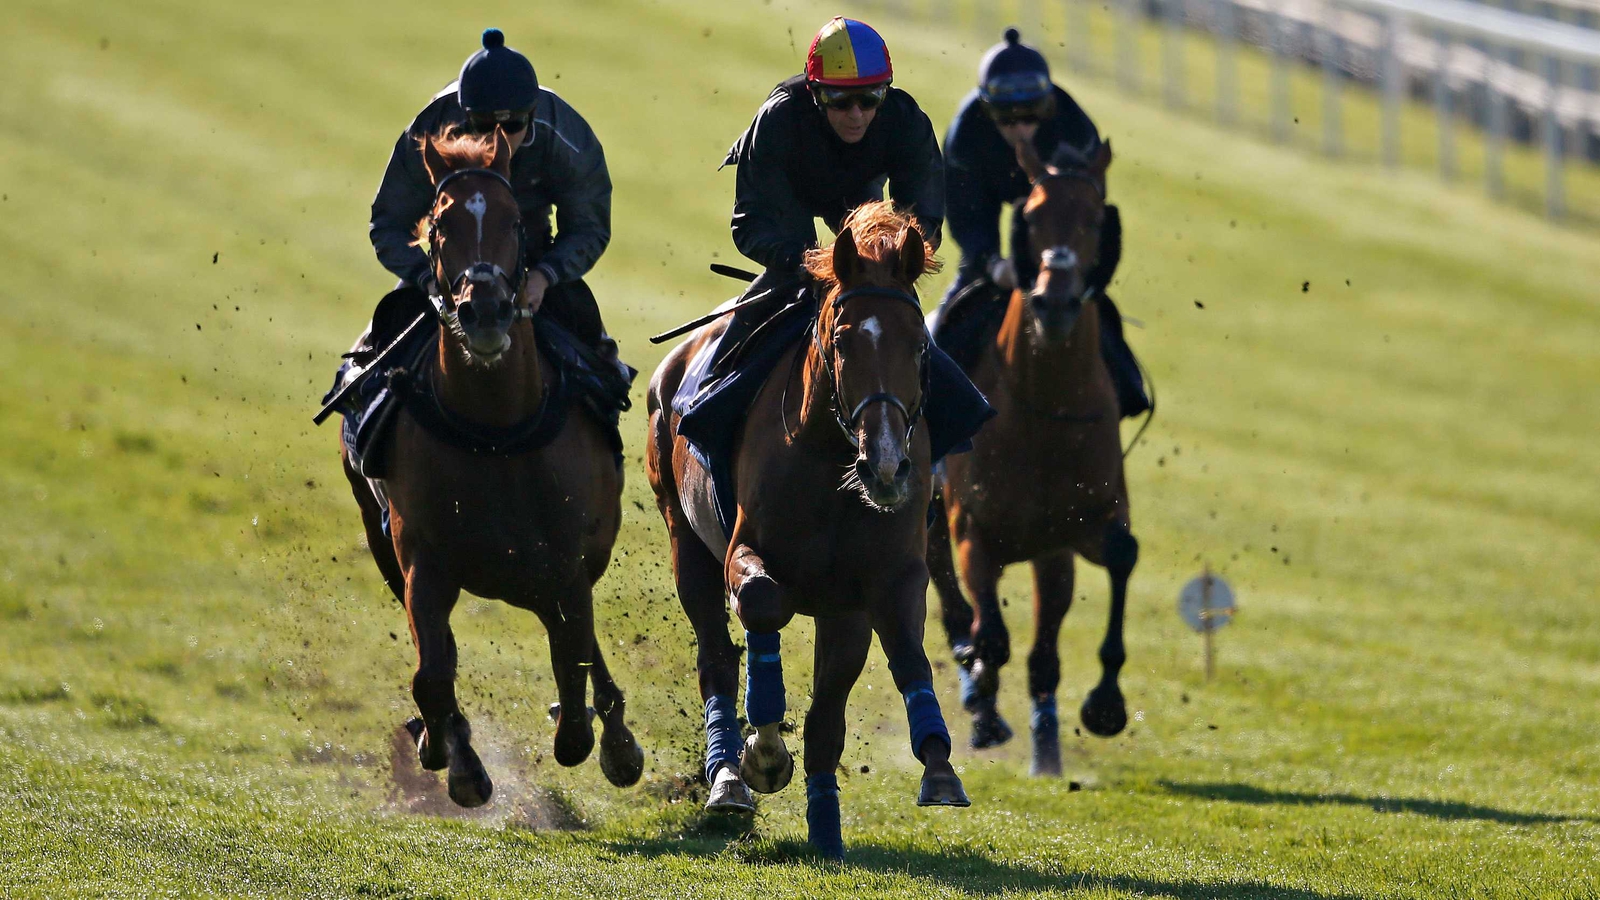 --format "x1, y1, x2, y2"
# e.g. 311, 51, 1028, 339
984, 99, 1051, 127
813, 84, 888, 112
466, 111, 532, 135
